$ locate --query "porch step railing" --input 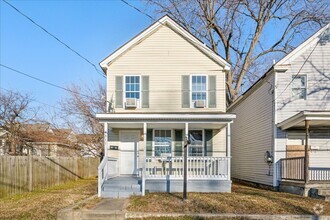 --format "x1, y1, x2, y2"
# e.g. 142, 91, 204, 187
280, 157, 305, 181
98, 157, 118, 197
145, 156, 229, 180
